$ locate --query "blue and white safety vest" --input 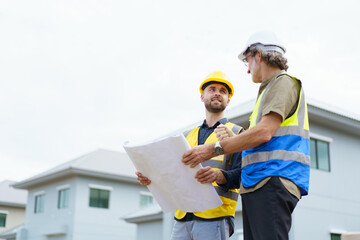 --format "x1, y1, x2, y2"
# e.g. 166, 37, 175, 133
241, 73, 310, 196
